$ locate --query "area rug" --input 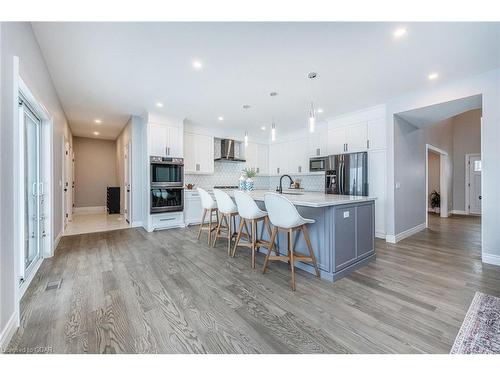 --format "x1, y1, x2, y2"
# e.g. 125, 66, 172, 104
450, 291, 500, 354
